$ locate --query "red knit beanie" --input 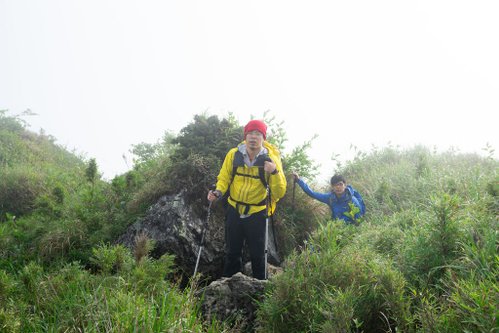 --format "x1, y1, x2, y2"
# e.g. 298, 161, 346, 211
244, 119, 267, 139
